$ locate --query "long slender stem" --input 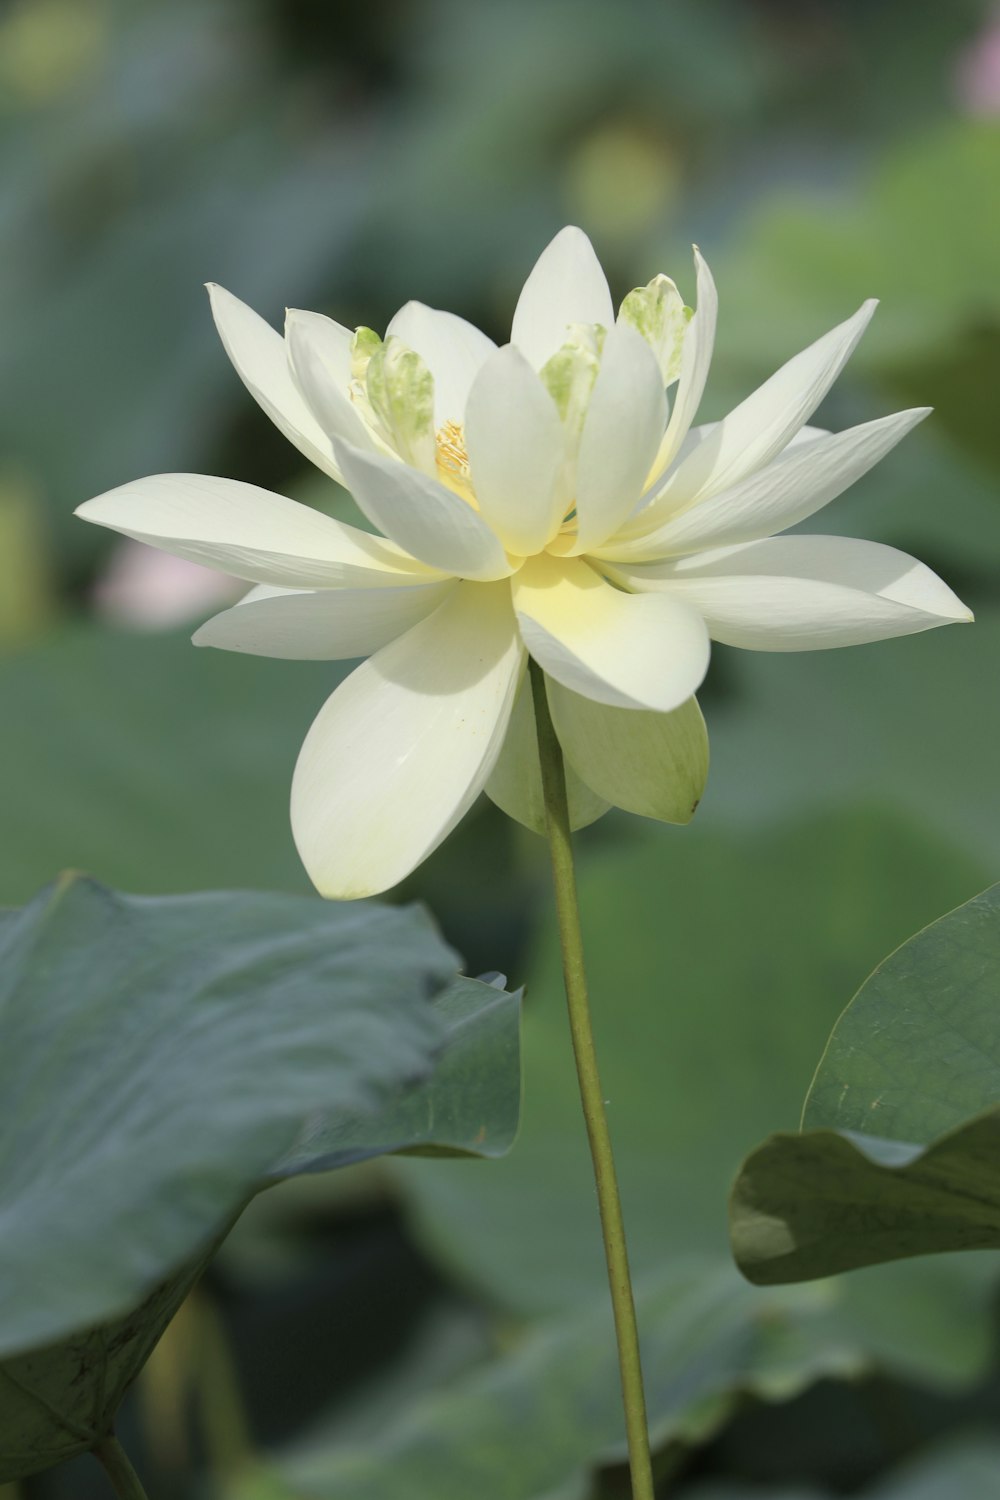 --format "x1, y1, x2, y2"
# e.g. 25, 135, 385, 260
93, 1435, 151, 1500
529, 660, 655, 1500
